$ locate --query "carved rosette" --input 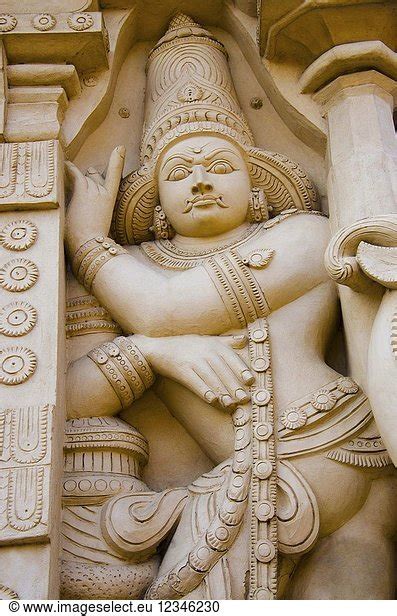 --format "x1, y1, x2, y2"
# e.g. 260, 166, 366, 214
0, 14, 17, 32
0, 258, 39, 293
67, 13, 94, 32
32, 13, 56, 31
0, 301, 37, 337
0, 220, 38, 251
0, 346, 37, 385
